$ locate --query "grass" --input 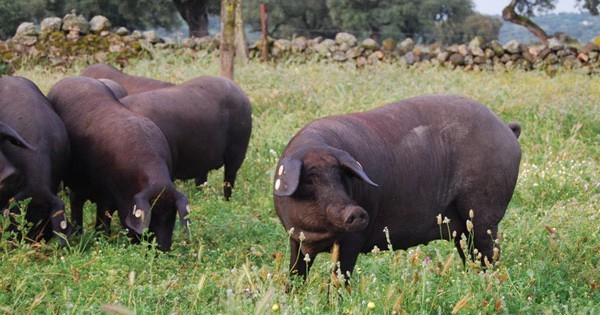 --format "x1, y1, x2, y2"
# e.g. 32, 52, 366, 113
2, 53, 599, 314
